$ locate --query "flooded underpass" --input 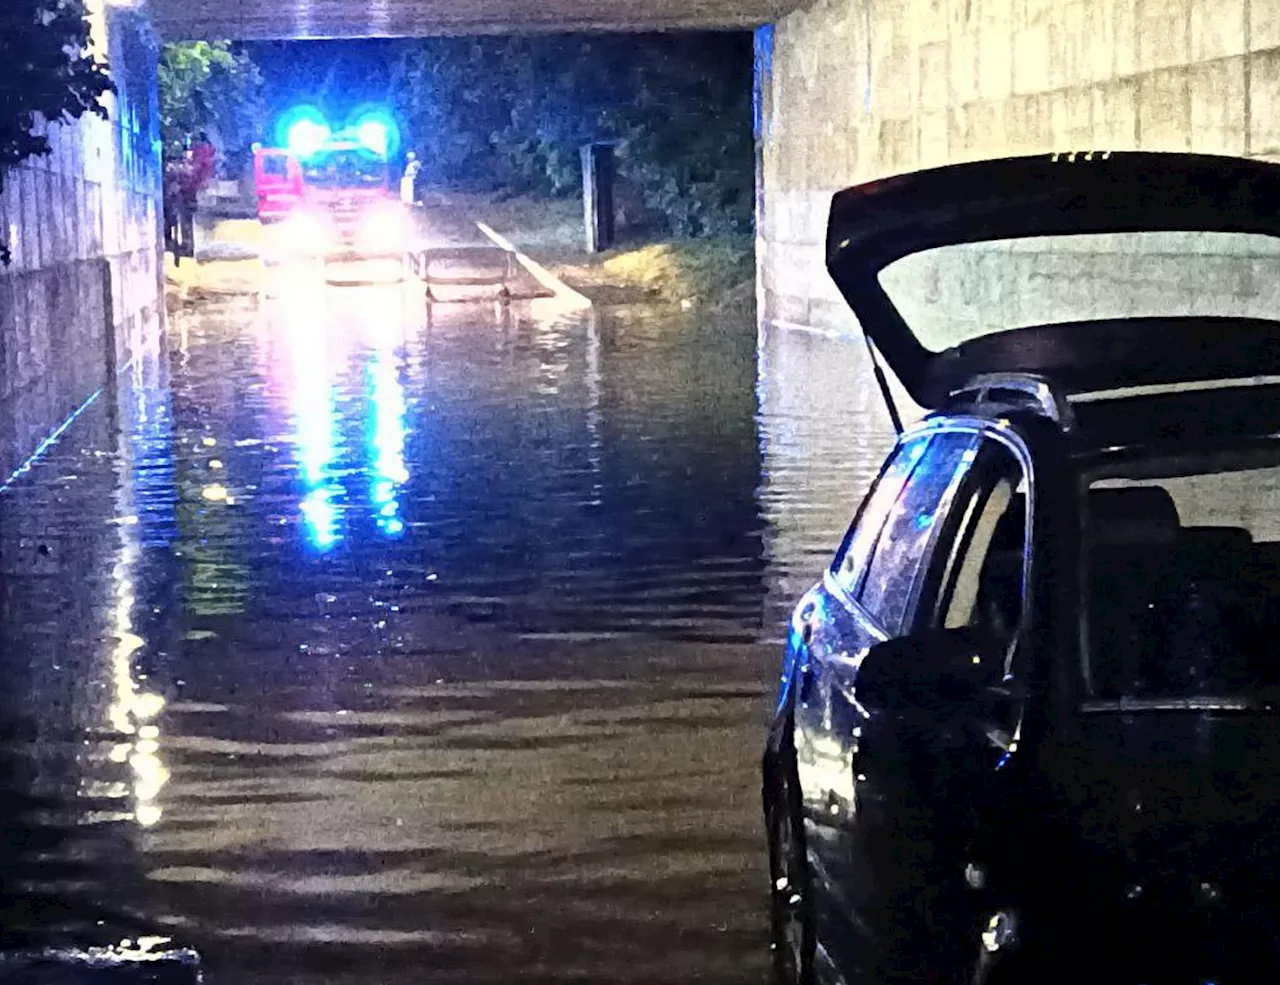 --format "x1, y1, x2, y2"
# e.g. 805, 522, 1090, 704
0, 274, 892, 984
